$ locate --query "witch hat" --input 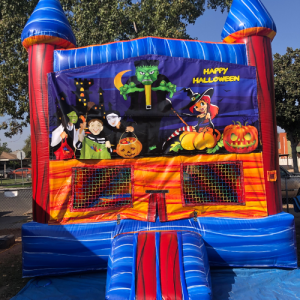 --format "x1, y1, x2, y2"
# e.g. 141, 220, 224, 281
86, 102, 105, 124
57, 92, 79, 126
58, 92, 72, 115
181, 87, 218, 122
106, 102, 121, 117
